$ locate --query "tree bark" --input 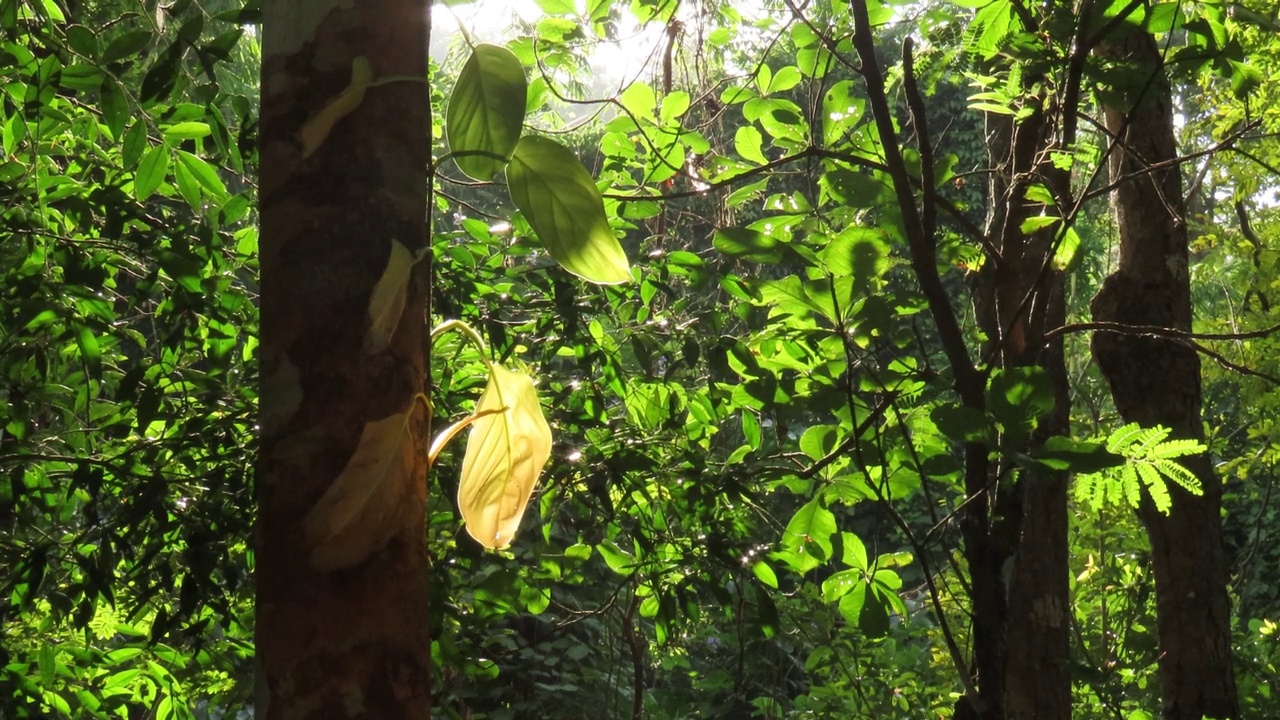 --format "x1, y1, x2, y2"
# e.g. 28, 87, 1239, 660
258, 1, 433, 718
970, 106, 1073, 720
1091, 29, 1240, 720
